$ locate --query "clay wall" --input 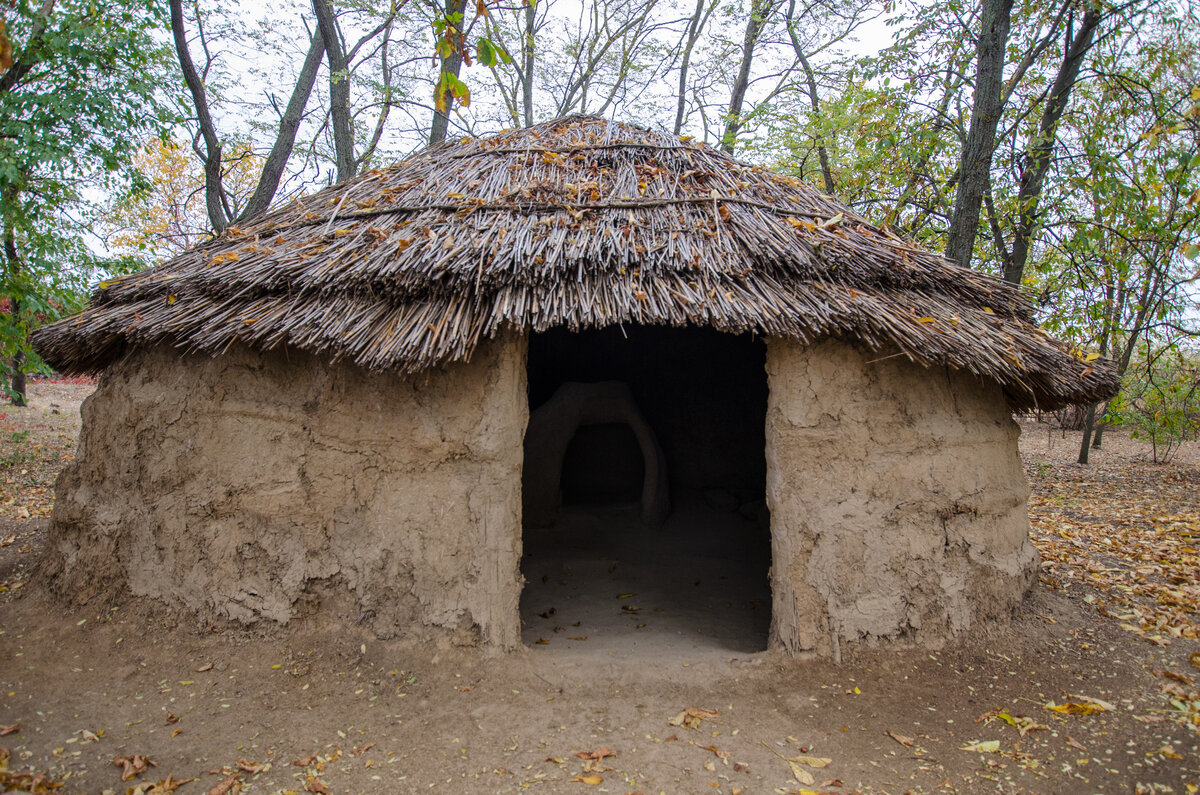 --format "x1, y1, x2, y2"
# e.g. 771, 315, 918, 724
765, 338, 1037, 655
41, 335, 529, 646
